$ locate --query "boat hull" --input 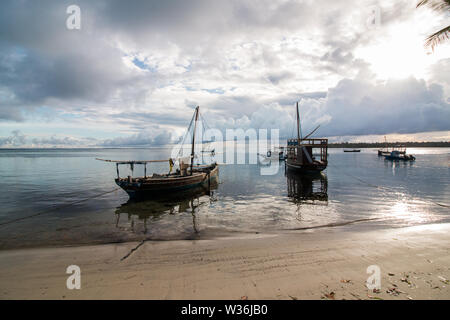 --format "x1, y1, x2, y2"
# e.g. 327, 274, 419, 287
384, 155, 415, 161
116, 165, 219, 199
378, 150, 390, 156
286, 161, 327, 173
